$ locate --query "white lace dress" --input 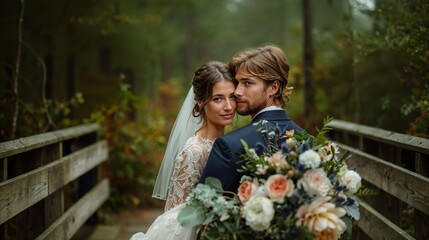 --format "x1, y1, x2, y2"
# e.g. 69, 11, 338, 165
130, 136, 213, 240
